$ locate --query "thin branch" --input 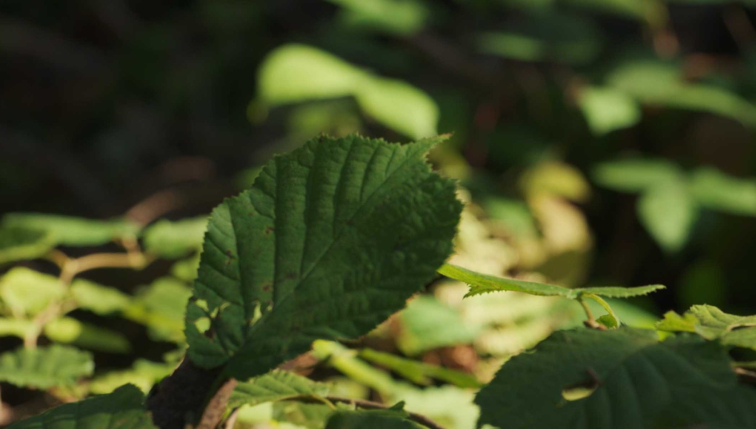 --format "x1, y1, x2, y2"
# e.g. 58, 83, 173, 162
325, 396, 446, 429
